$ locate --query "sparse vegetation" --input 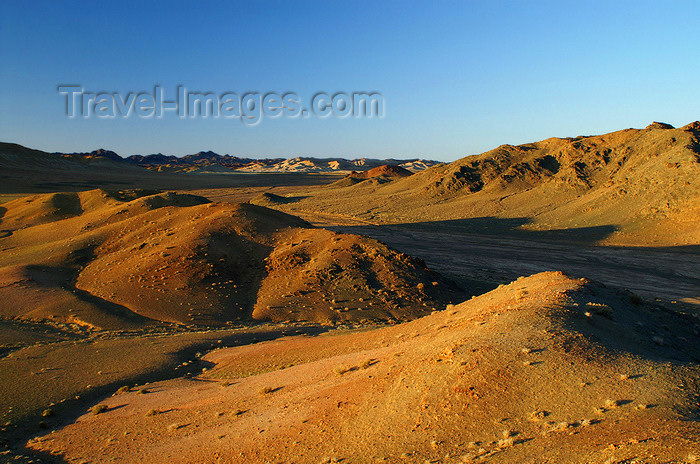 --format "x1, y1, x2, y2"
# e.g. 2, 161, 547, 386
91, 404, 108, 415
529, 410, 548, 421
497, 437, 515, 448
553, 421, 571, 432
604, 399, 619, 409
334, 365, 353, 376
587, 302, 613, 319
